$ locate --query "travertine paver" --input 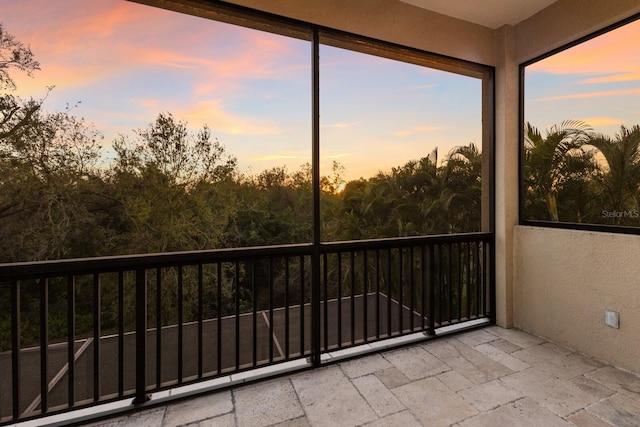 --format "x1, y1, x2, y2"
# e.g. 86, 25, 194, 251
587, 393, 640, 427
566, 410, 616, 427
437, 370, 474, 392
474, 342, 530, 372
270, 417, 312, 426
163, 391, 233, 426
351, 374, 405, 417
457, 379, 523, 412
382, 345, 450, 380
569, 375, 617, 399
440, 347, 513, 385
458, 398, 572, 427
485, 326, 544, 348
501, 368, 599, 417
392, 377, 478, 426
455, 329, 499, 347
339, 352, 392, 379
586, 366, 640, 395
86, 327, 640, 427
422, 337, 464, 360
233, 378, 304, 427
363, 410, 422, 427
373, 366, 411, 389
191, 413, 235, 427
488, 338, 523, 354
290, 365, 377, 427
513, 345, 603, 380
